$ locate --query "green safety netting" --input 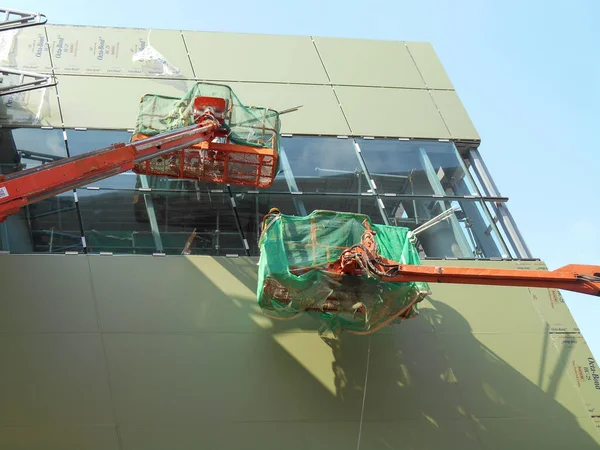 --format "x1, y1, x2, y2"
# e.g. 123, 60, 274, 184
133, 82, 280, 152
257, 210, 432, 334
